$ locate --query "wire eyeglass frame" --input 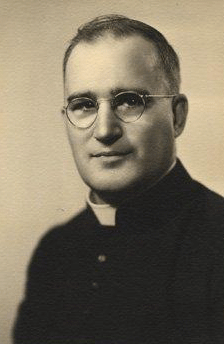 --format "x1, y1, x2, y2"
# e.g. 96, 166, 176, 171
63, 91, 177, 129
